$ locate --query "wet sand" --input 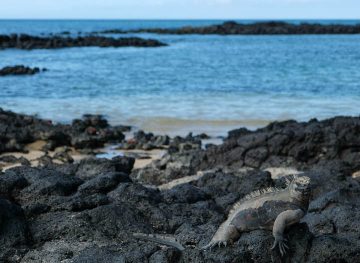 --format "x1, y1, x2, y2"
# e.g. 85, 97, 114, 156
0, 140, 164, 172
